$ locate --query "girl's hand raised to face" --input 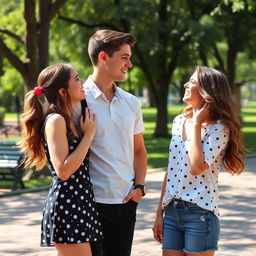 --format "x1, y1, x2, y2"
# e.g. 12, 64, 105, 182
80, 108, 96, 138
193, 102, 210, 125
